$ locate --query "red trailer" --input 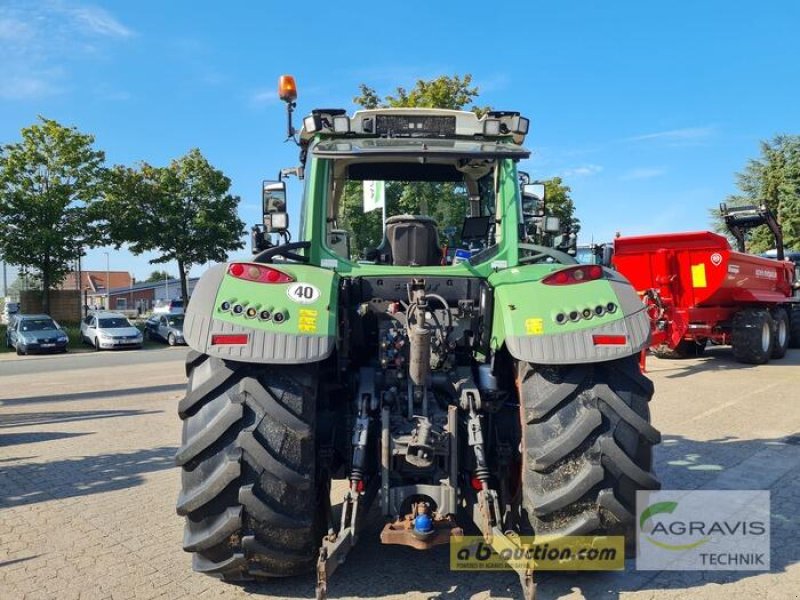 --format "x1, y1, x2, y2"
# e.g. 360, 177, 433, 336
613, 229, 800, 364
